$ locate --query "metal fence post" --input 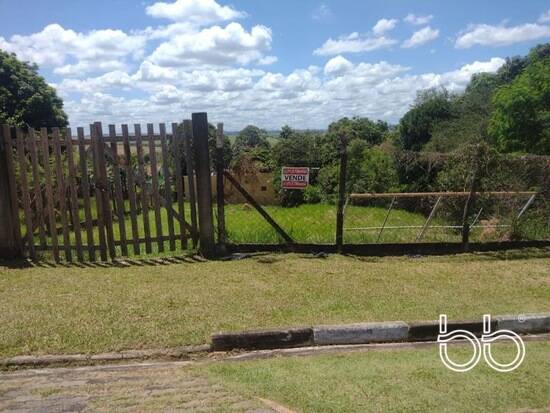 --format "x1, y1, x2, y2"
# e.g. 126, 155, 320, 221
192, 112, 216, 258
